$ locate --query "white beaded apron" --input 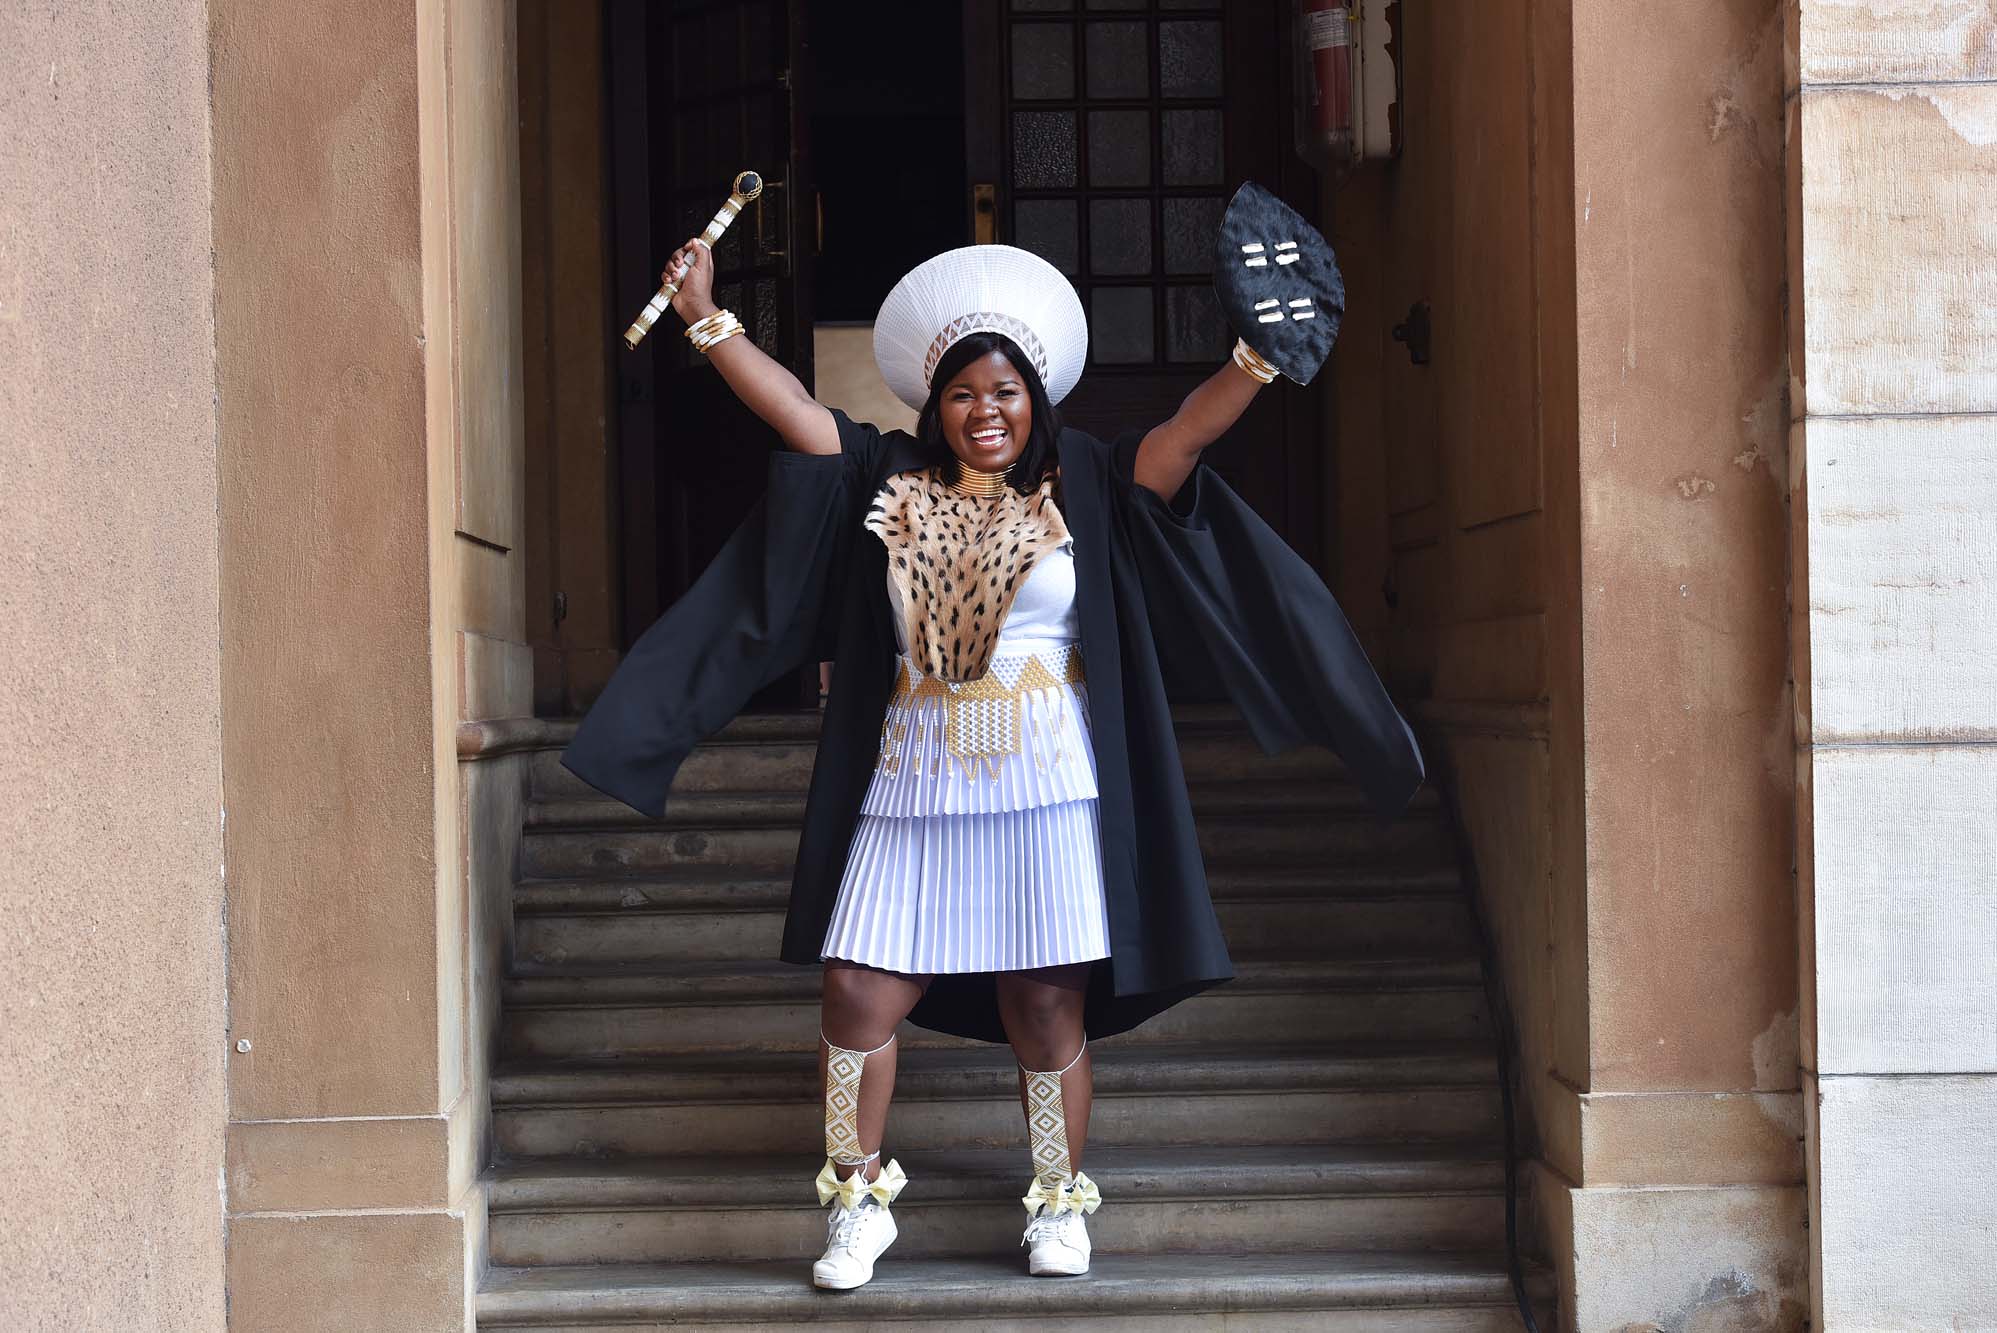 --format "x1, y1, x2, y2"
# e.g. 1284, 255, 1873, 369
821, 475, 1110, 975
